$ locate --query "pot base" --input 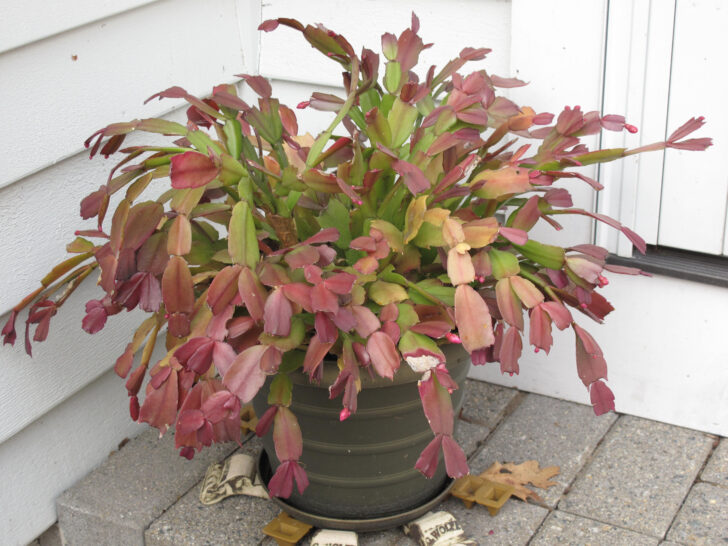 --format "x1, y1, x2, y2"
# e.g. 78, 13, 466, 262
257, 450, 455, 532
